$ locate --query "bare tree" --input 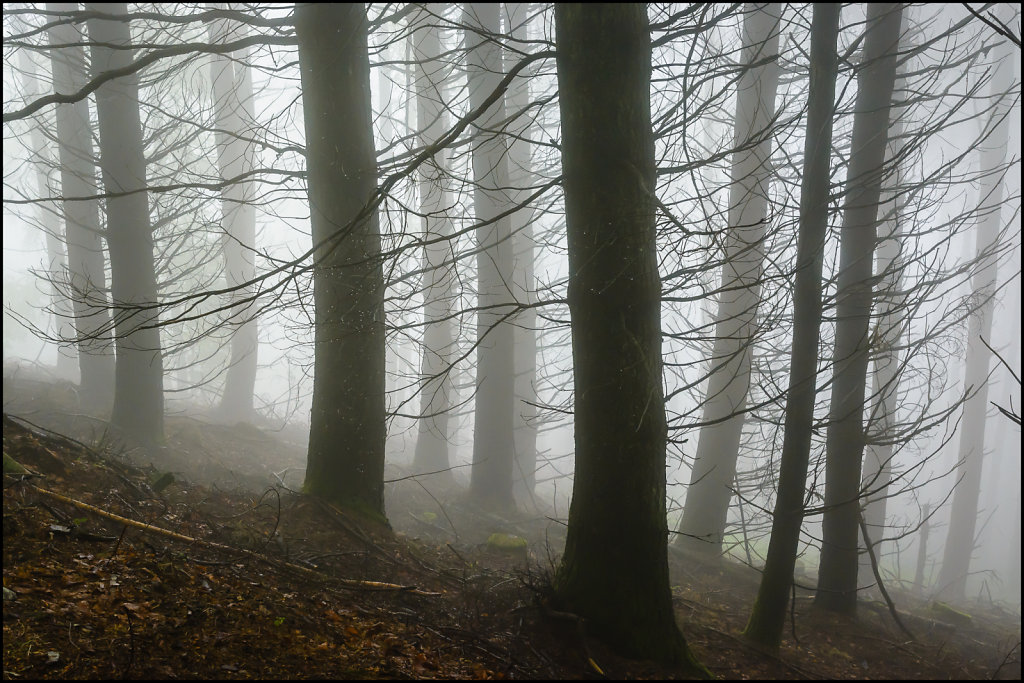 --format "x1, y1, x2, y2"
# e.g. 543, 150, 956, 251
676, 2, 782, 557
816, 2, 903, 615
465, 2, 517, 511
937, 23, 1016, 601
553, 3, 705, 670
743, 2, 841, 650
87, 1, 164, 444
297, 2, 387, 517
46, 1, 115, 407
207, 2, 259, 423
